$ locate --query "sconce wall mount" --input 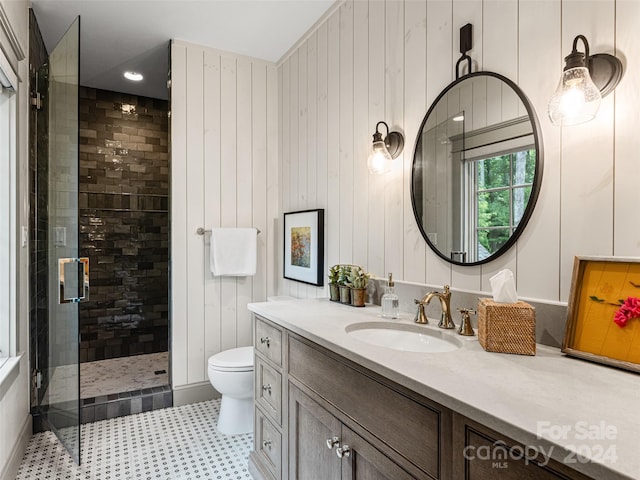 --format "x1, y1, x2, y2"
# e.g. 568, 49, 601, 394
549, 34, 623, 126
